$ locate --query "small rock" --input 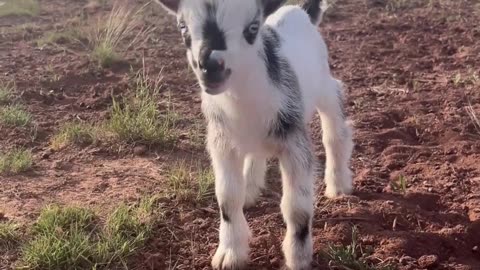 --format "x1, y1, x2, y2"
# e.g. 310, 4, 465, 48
41, 149, 53, 159
399, 255, 415, 265
473, 246, 478, 252
133, 145, 147, 156
418, 255, 439, 269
